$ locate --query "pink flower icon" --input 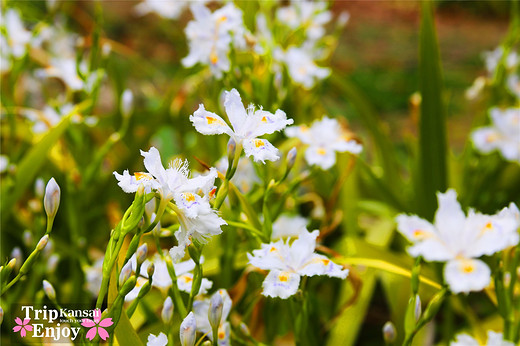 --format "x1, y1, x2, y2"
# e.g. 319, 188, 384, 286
13, 318, 33, 337
81, 309, 113, 341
